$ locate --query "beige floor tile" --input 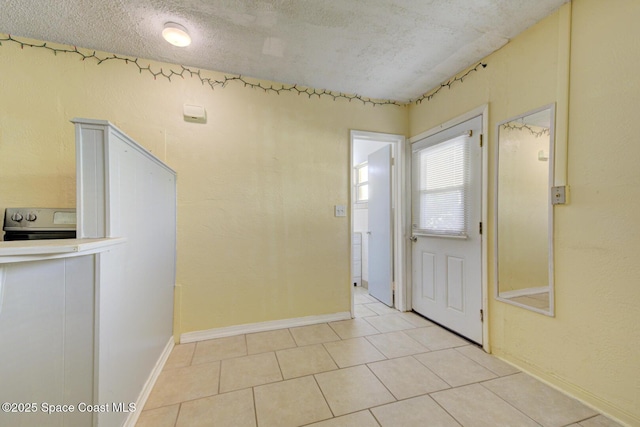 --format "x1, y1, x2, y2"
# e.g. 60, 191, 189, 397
483, 373, 598, 427
403, 325, 468, 350
431, 383, 540, 427
276, 344, 338, 379
135, 405, 179, 427
192, 335, 247, 365
306, 411, 380, 427
290, 323, 340, 346
315, 365, 395, 416
414, 348, 496, 387
454, 345, 519, 376
398, 311, 435, 327
364, 314, 416, 333
328, 318, 380, 339
367, 356, 449, 399
145, 362, 220, 409
176, 389, 256, 427
255, 376, 333, 427
354, 304, 377, 318
580, 415, 624, 427
365, 302, 398, 315
354, 291, 377, 304
246, 329, 296, 354
219, 352, 282, 393
164, 343, 195, 370
323, 337, 386, 368
371, 394, 461, 427
365, 331, 429, 358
